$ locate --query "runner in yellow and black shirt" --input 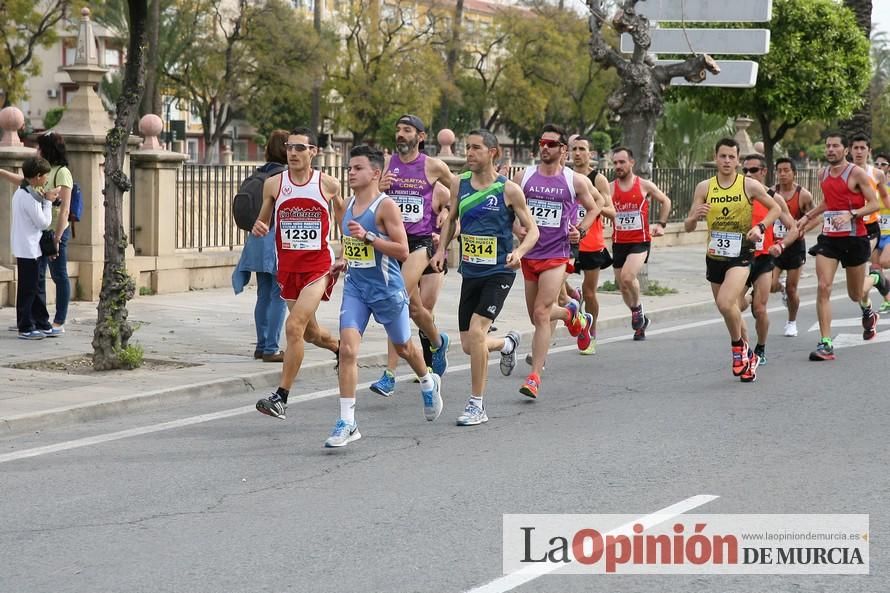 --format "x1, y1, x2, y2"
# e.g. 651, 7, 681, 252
684, 138, 779, 384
